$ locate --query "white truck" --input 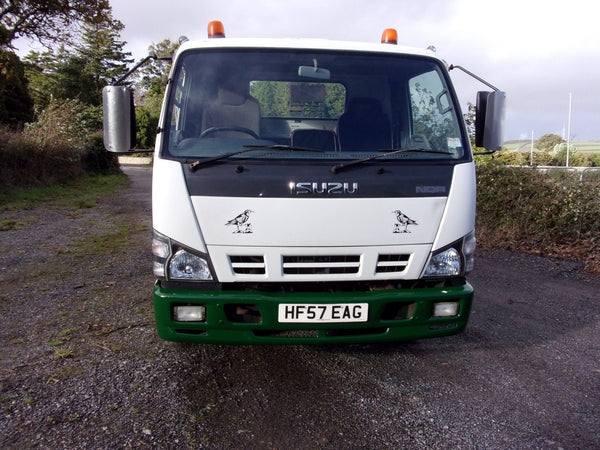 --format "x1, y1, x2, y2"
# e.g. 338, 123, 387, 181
103, 21, 505, 344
